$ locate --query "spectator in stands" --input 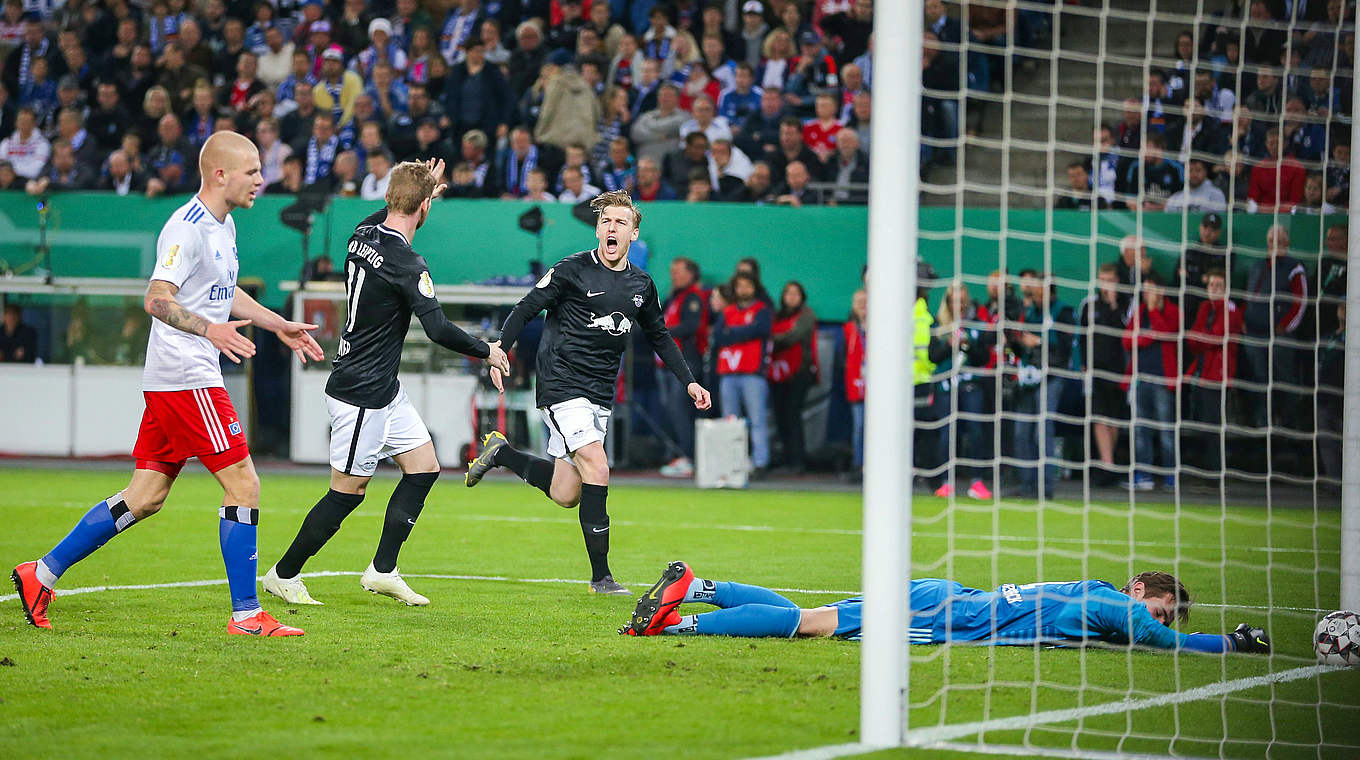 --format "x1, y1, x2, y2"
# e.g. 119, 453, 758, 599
315, 46, 363, 129
1080, 263, 1129, 486
19, 55, 56, 123
4, 13, 59, 101
0, 105, 48, 178
769, 115, 821, 184
1244, 0, 1287, 65
301, 111, 340, 186
536, 51, 600, 150
1082, 125, 1118, 206
0, 158, 20, 189
920, 30, 960, 169
772, 158, 816, 207
266, 153, 304, 195
801, 91, 842, 164
1245, 67, 1284, 117
328, 149, 359, 197
598, 135, 636, 193
549, 0, 586, 54
0, 303, 37, 362
521, 165, 554, 202
733, 159, 774, 203
497, 125, 536, 198
657, 256, 707, 478
708, 136, 750, 193
1055, 161, 1106, 210
356, 147, 390, 201
257, 26, 294, 91
1174, 97, 1228, 162
279, 78, 319, 147
715, 270, 773, 478
842, 287, 867, 480
593, 85, 631, 169
1121, 132, 1182, 211
253, 116, 291, 188
1194, 69, 1236, 124
736, 1, 768, 68
736, 85, 787, 157
53, 107, 96, 170
1123, 273, 1180, 490
628, 57, 663, 120
698, 33, 737, 95
1184, 267, 1241, 475
26, 137, 91, 192
1213, 148, 1256, 208
1317, 300, 1345, 480
760, 28, 797, 94
718, 61, 762, 125
785, 30, 837, 116
444, 36, 509, 143
632, 81, 688, 164
553, 143, 592, 191
95, 149, 147, 195
440, 0, 486, 64
1293, 171, 1339, 214
181, 82, 218, 150
1305, 68, 1341, 116
407, 116, 451, 165
155, 42, 206, 112
1166, 158, 1228, 213
1324, 138, 1349, 207
1115, 97, 1142, 154
1178, 212, 1228, 324
1248, 127, 1306, 211
1280, 96, 1326, 162
933, 282, 995, 499
508, 19, 546, 96
679, 93, 732, 143
1022, 271, 1076, 498
557, 164, 600, 202
768, 280, 817, 473
354, 18, 408, 83
634, 155, 676, 201
1144, 70, 1181, 137
837, 62, 868, 122
1316, 223, 1348, 339
86, 81, 127, 154
663, 130, 708, 188
1241, 225, 1307, 430
587, 3, 623, 56
1115, 234, 1155, 313
606, 32, 643, 91
824, 127, 868, 205
276, 49, 316, 108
